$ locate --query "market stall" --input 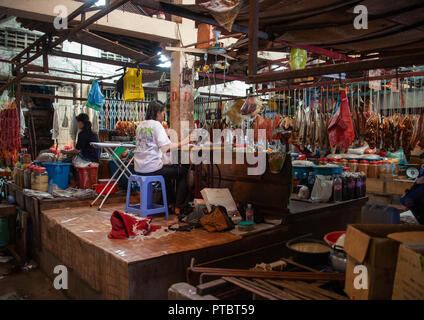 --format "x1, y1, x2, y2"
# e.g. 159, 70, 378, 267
0, 0, 424, 302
